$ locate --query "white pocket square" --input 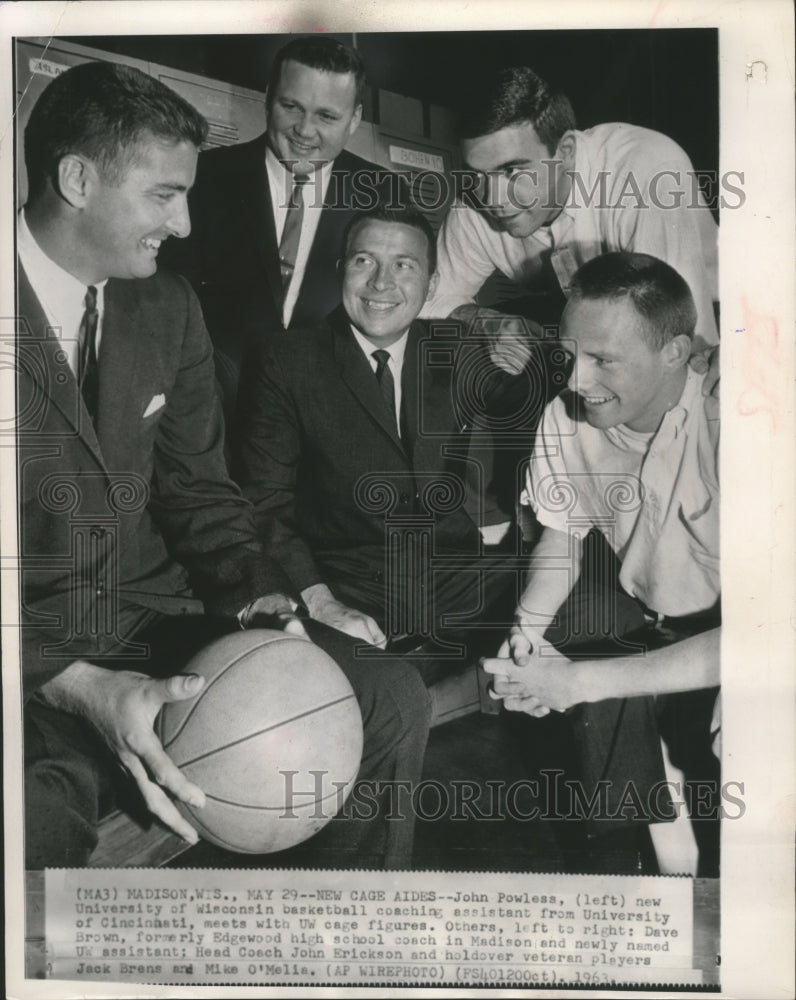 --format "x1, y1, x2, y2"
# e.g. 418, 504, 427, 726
143, 394, 166, 418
